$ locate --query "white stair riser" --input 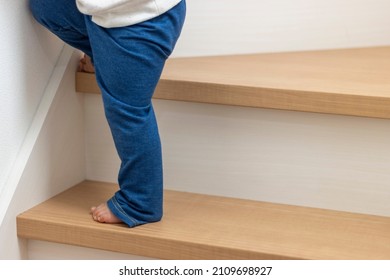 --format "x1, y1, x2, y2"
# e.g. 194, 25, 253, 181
85, 94, 390, 217
27, 240, 153, 260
